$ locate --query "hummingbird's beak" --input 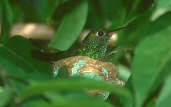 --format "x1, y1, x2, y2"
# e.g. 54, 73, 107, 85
107, 26, 128, 37
107, 25, 135, 36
